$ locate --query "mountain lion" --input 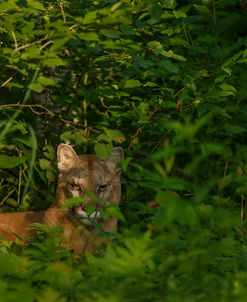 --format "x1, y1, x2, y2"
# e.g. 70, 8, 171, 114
0, 144, 124, 254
